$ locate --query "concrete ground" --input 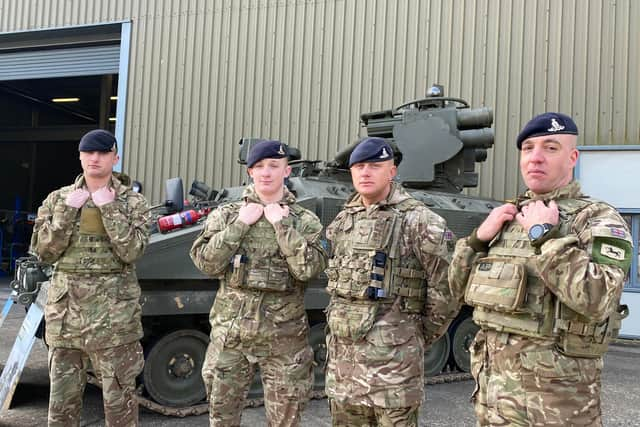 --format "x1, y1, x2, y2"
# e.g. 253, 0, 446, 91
1, 278, 639, 426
